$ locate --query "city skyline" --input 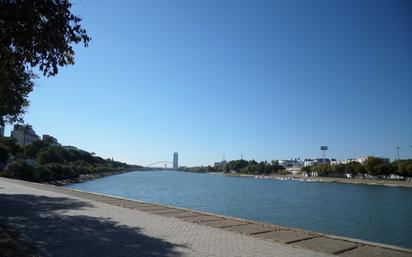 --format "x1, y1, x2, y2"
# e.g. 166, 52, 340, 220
3, 0, 411, 166
2, 124, 411, 167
